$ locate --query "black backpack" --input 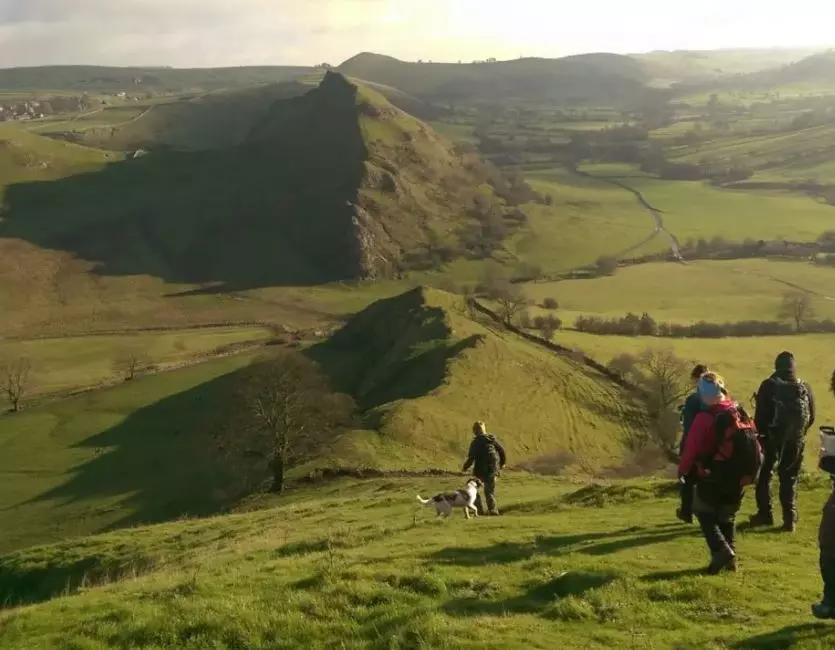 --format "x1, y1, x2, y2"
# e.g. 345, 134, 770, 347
481, 435, 501, 472
771, 378, 811, 434
704, 405, 764, 492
